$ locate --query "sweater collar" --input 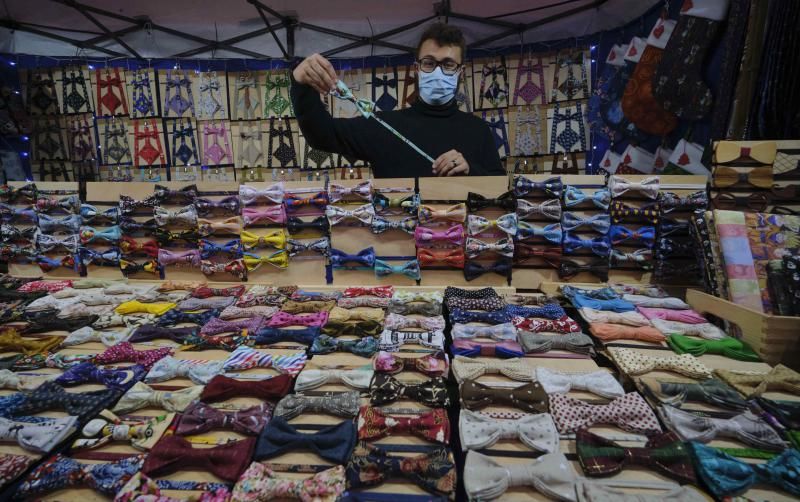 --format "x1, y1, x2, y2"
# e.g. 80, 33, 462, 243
411, 97, 459, 117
